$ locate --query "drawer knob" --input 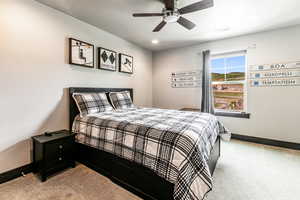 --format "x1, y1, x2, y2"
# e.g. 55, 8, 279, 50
59, 157, 62, 161
59, 145, 63, 149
